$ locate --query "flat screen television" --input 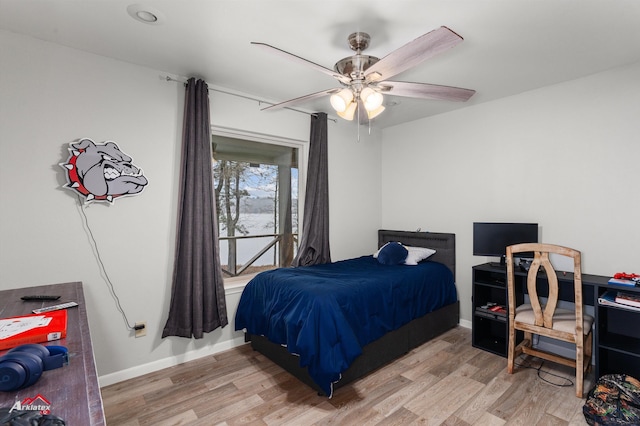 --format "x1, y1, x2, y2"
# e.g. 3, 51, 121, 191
473, 222, 539, 266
